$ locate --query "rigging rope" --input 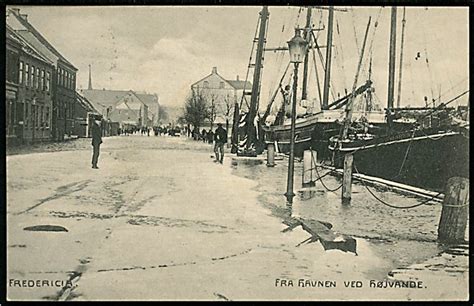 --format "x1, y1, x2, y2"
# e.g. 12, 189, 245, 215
334, 18, 348, 91
295, 7, 303, 28
350, 7, 360, 57
312, 153, 343, 192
